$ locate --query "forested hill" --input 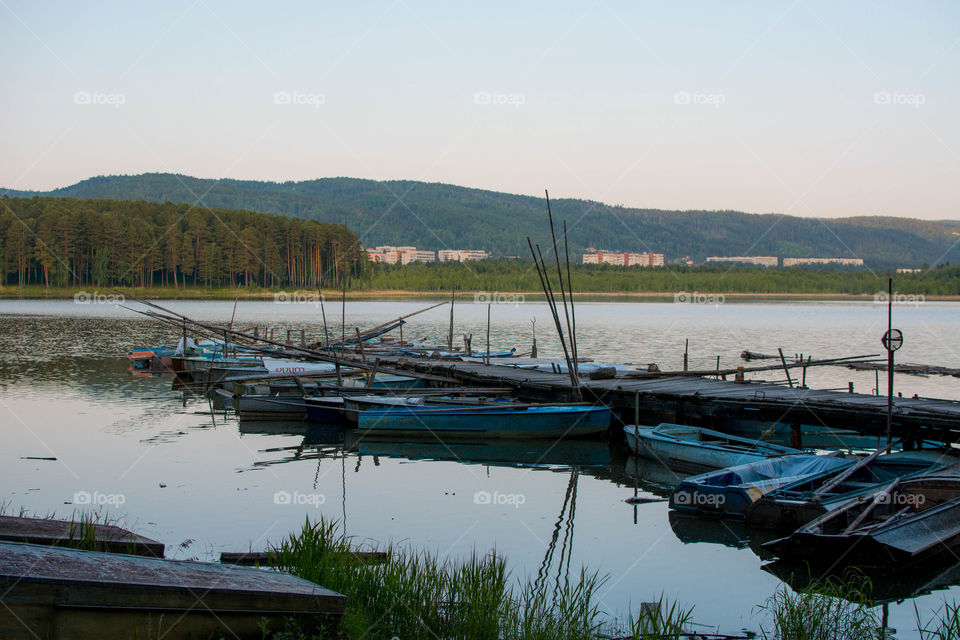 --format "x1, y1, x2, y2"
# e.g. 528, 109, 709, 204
4, 173, 959, 269
0, 196, 363, 289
